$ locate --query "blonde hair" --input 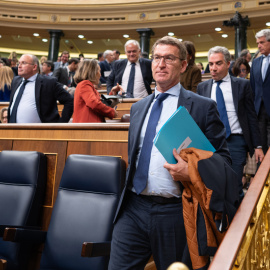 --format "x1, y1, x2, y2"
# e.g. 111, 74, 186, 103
40, 56, 48, 64
0, 66, 14, 91
74, 59, 99, 85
